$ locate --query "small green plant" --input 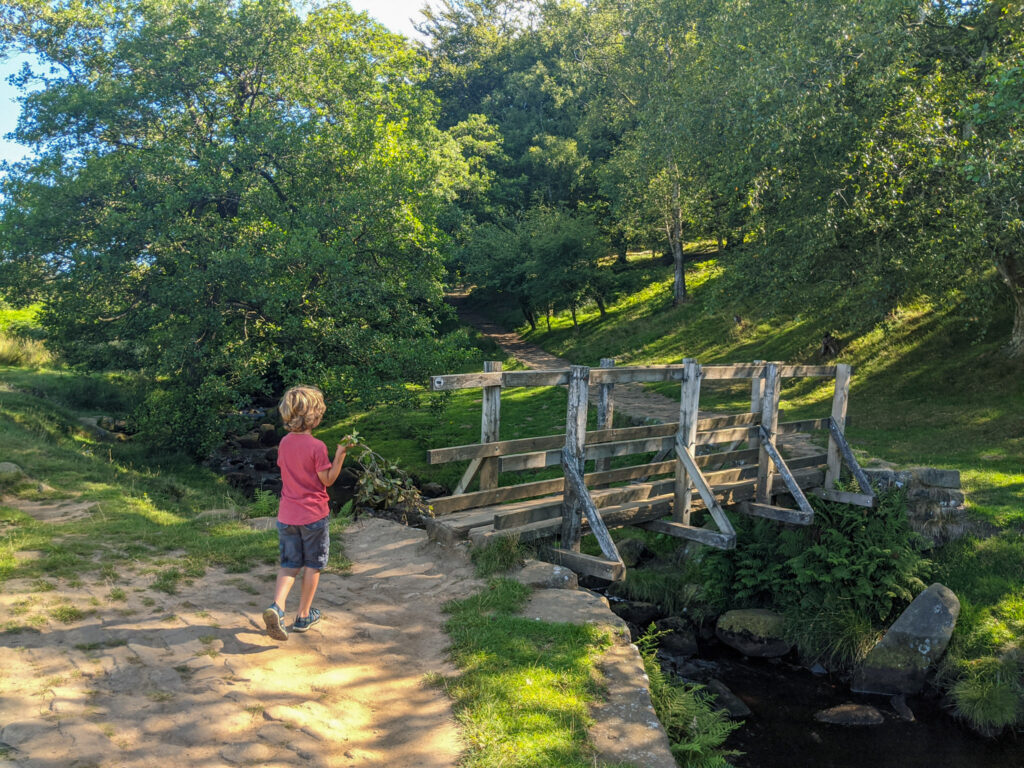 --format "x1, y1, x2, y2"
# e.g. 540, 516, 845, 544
151, 568, 184, 594
49, 604, 86, 623
107, 587, 127, 601
469, 535, 526, 577
248, 489, 278, 518
636, 627, 741, 767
